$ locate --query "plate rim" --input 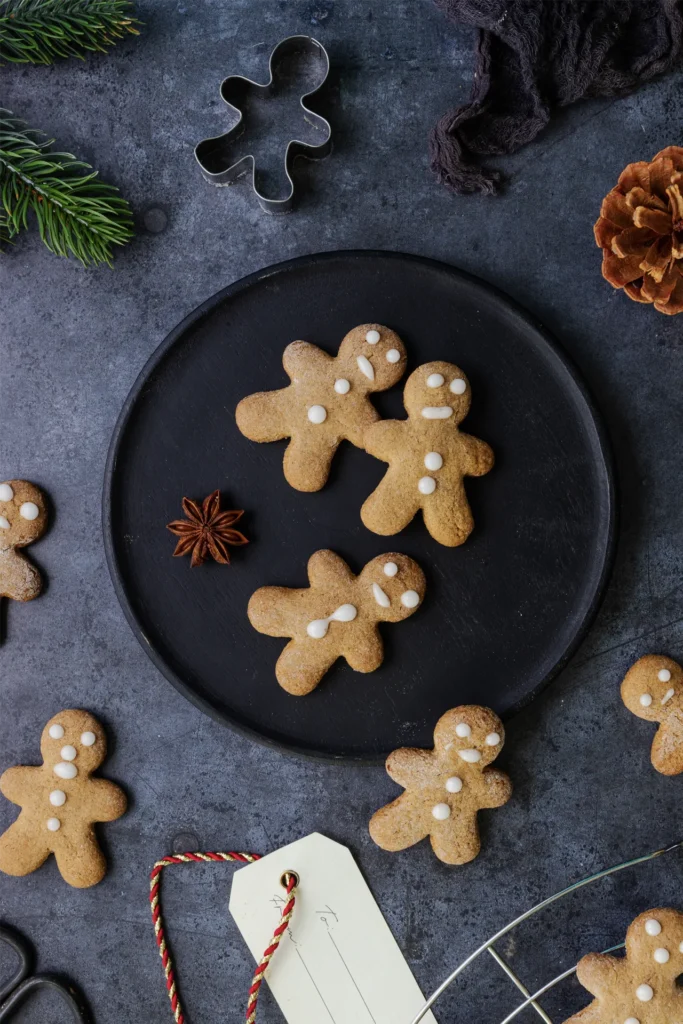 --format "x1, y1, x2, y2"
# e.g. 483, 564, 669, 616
102, 248, 618, 764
